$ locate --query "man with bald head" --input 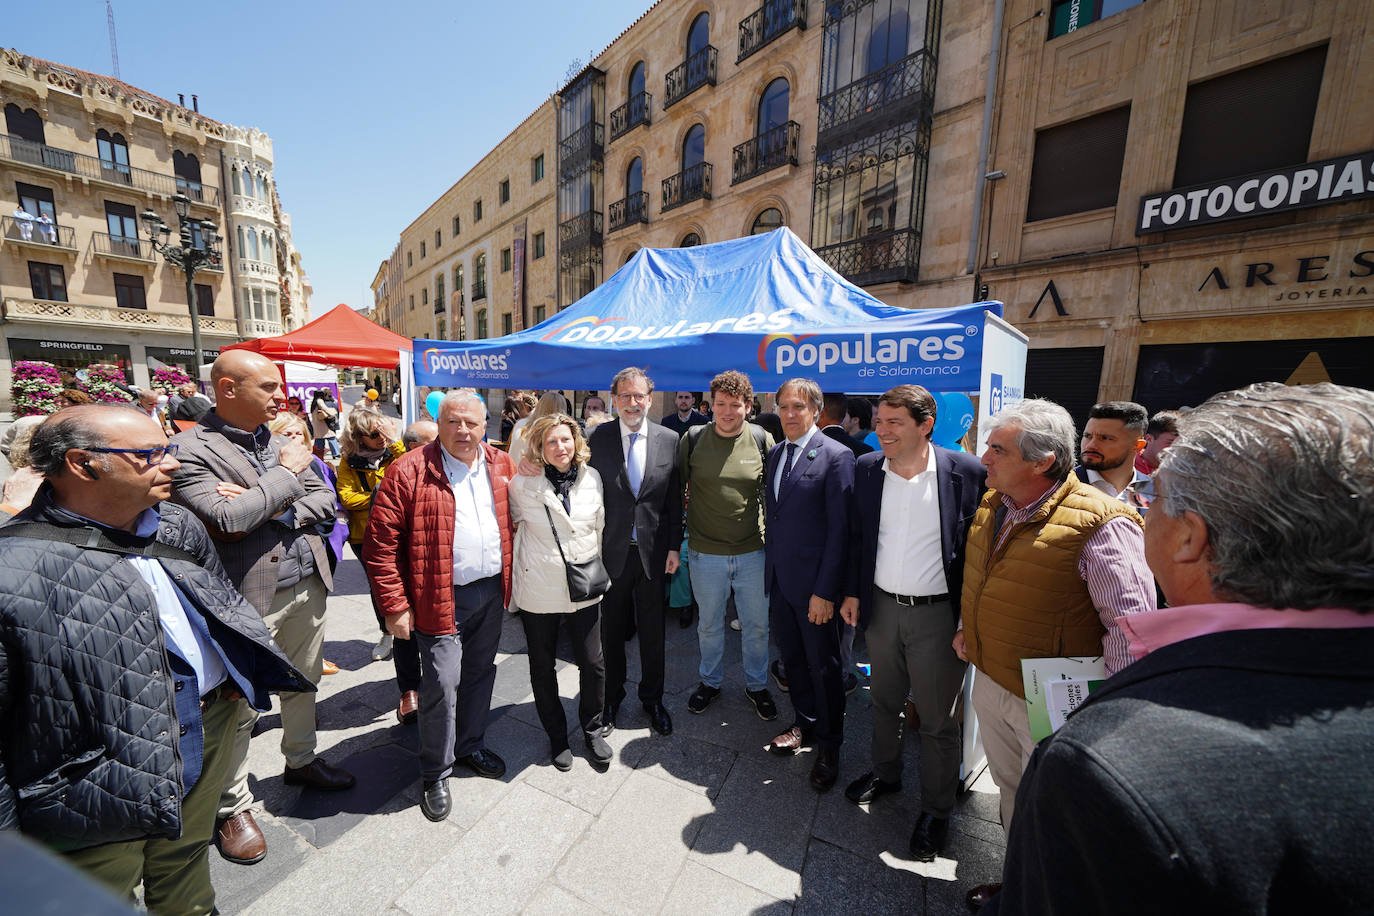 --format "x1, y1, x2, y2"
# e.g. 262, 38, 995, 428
170, 350, 354, 866
402, 419, 439, 450
0, 406, 310, 913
